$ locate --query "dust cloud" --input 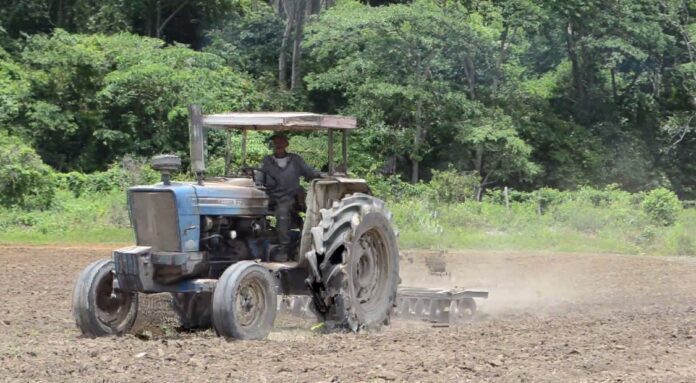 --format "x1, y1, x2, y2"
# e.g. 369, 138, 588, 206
399, 250, 668, 317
